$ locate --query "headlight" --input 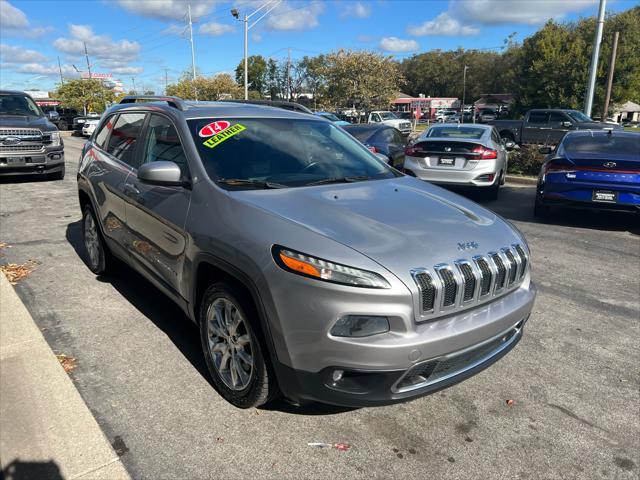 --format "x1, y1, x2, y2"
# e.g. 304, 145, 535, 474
50, 131, 61, 146
273, 246, 391, 289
